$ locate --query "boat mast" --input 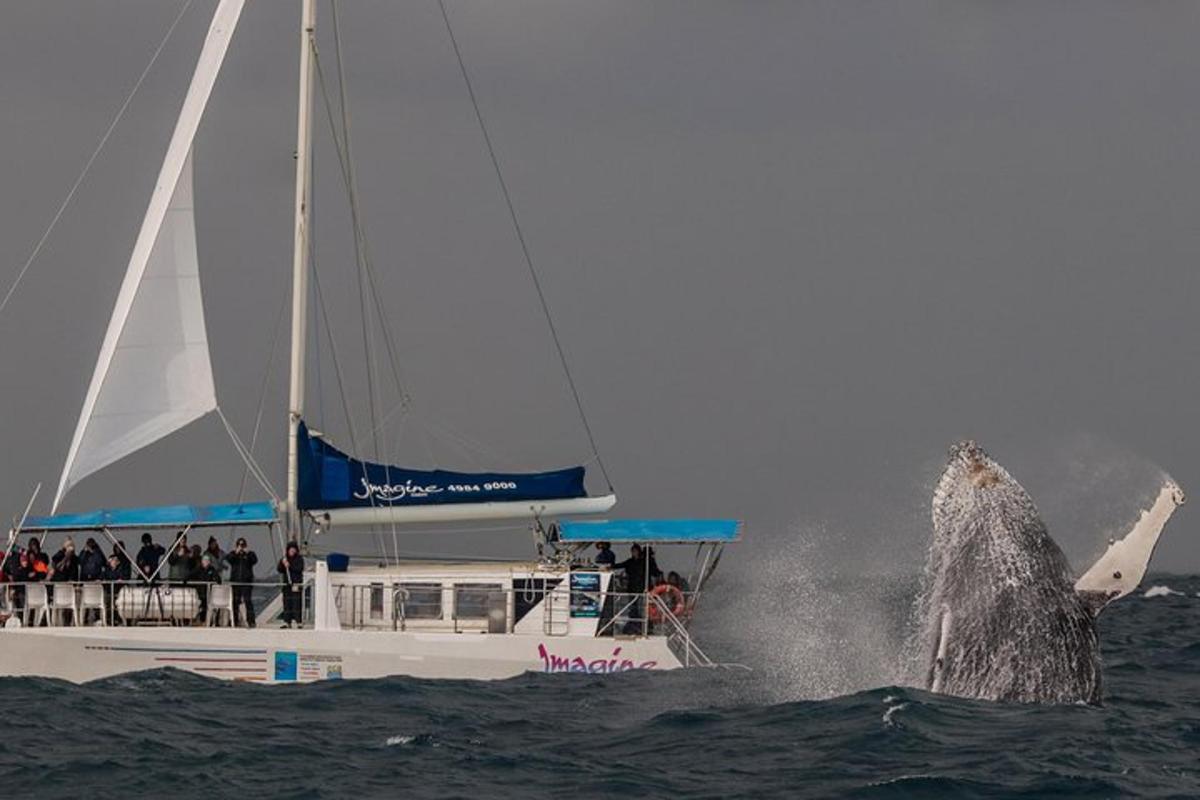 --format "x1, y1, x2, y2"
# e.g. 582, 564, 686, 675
286, 0, 317, 538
